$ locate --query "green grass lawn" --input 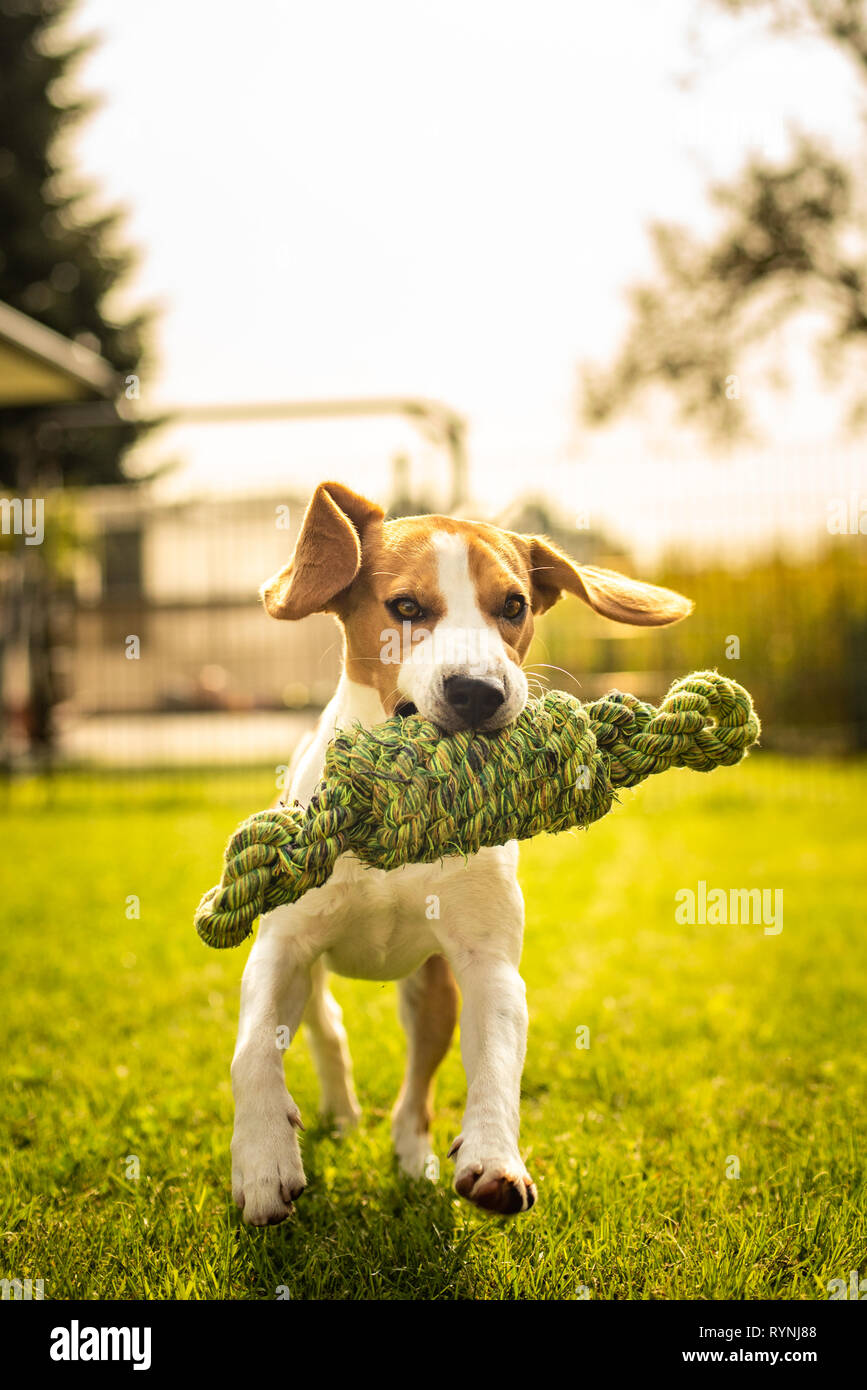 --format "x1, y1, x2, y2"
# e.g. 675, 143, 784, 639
1, 755, 865, 1300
